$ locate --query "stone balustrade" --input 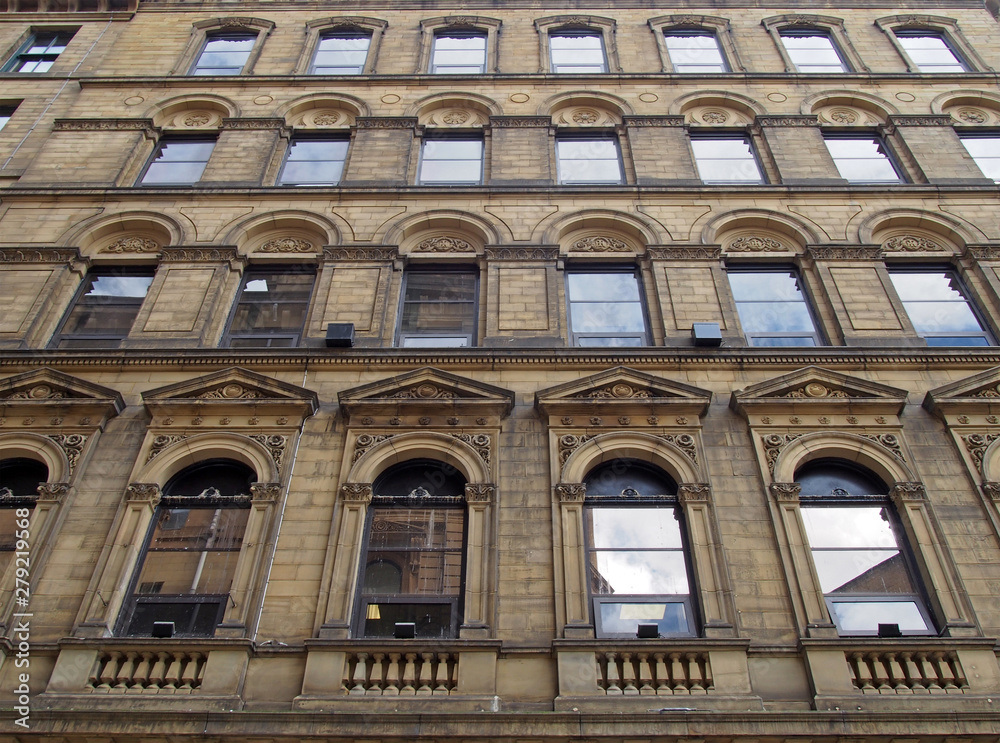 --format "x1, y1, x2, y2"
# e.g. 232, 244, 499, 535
87, 649, 206, 693
343, 649, 459, 696
846, 648, 968, 693
596, 649, 713, 695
